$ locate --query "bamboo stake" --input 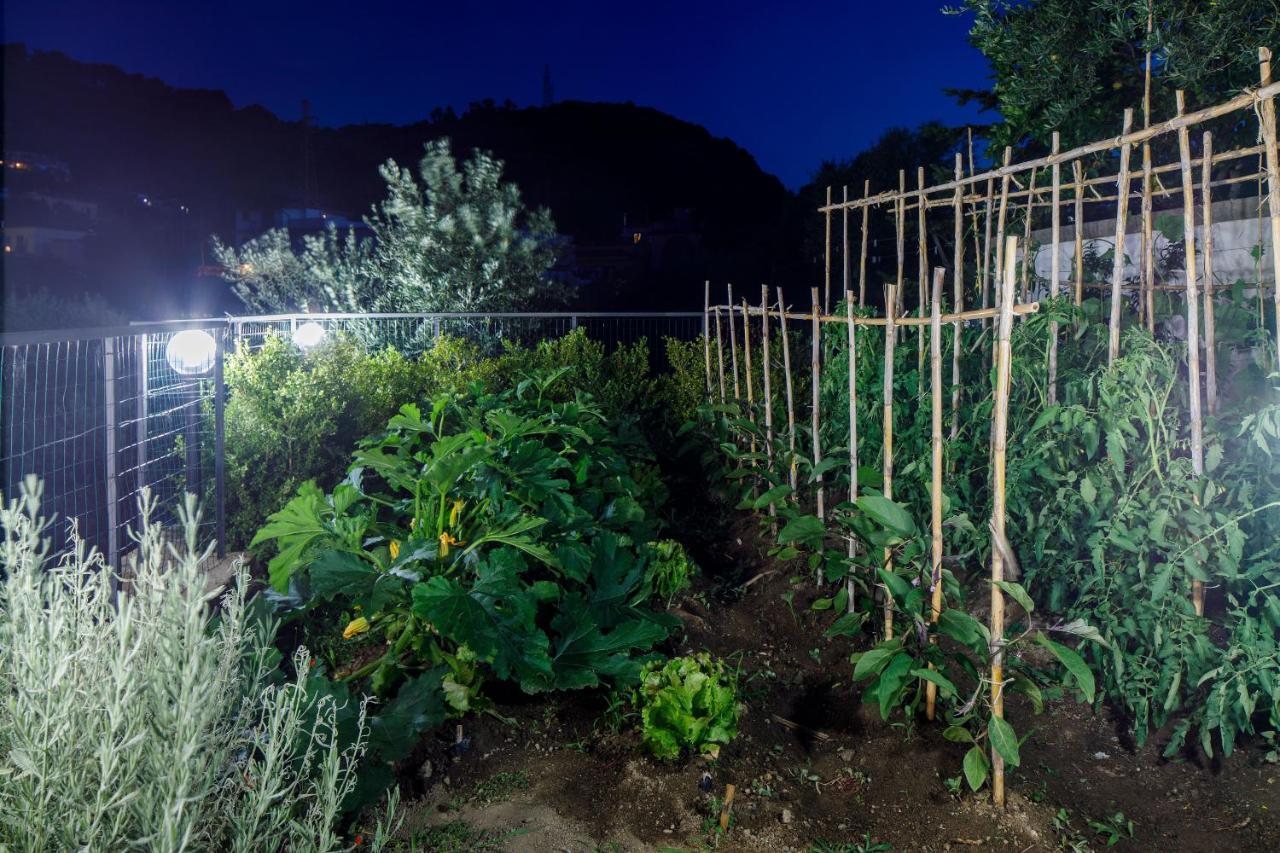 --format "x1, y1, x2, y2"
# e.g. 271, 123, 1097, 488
859, 180, 871, 307
896, 170, 907, 322
993, 148, 1014, 314
925, 267, 945, 721
811, 287, 825, 563
882, 284, 897, 639
1073, 160, 1086, 306
1108, 109, 1135, 365
1021, 166, 1037, 301
779, 288, 798, 493
1202, 132, 1218, 415
728, 283, 741, 401
704, 280, 712, 393
714, 306, 726, 404
1261, 48, 1280, 374
989, 236, 1018, 808
918, 166, 929, 395
846, 290, 858, 613
1140, 0, 1156, 332
743, 298, 756, 421
733, 301, 1039, 327
719, 784, 735, 831
982, 177, 995, 313
842, 185, 850, 309
762, 285, 776, 525
1176, 90, 1206, 616
825, 186, 833, 314
1049, 133, 1062, 405
951, 153, 965, 441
